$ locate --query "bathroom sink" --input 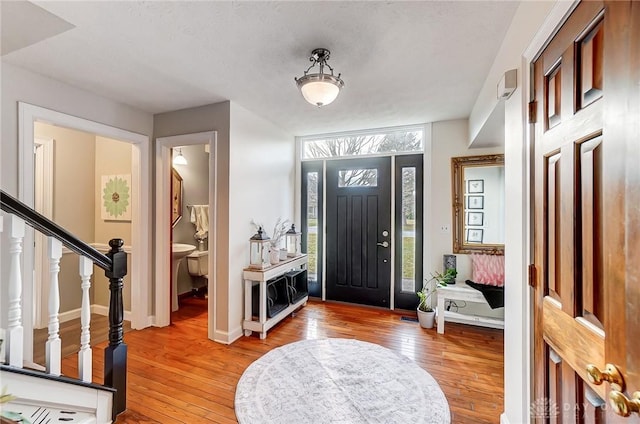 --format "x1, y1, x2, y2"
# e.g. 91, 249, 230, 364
172, 243, 196, 258
171, 243, 196, 312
